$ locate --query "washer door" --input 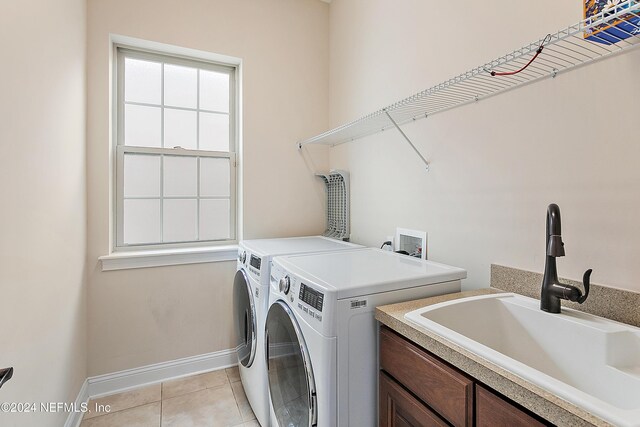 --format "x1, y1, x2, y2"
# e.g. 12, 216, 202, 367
266, 300, 317, 427
233, 269, 256, 368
